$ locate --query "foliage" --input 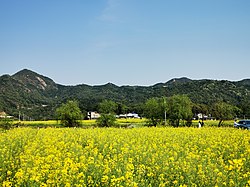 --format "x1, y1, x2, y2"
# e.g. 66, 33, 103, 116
143, 97, 164, 126
0, 117, 13, 130
98, 100, 117, 114
56, 100, 83, 127
167, 95, 193, 127
116, 103, 129, 115
0, 127, 249, 186
97, 100, 117, 127
1, 69, 250, 120
212, 102, 240, 127
240, 97, 250, 118
143, 95, 193, 127
192, 103, 209, 116
96, 114, 117, 127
